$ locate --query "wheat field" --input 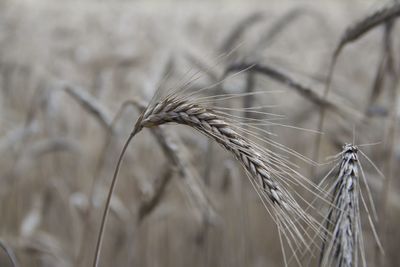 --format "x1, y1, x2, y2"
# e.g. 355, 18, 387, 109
1, 0, 400, 266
